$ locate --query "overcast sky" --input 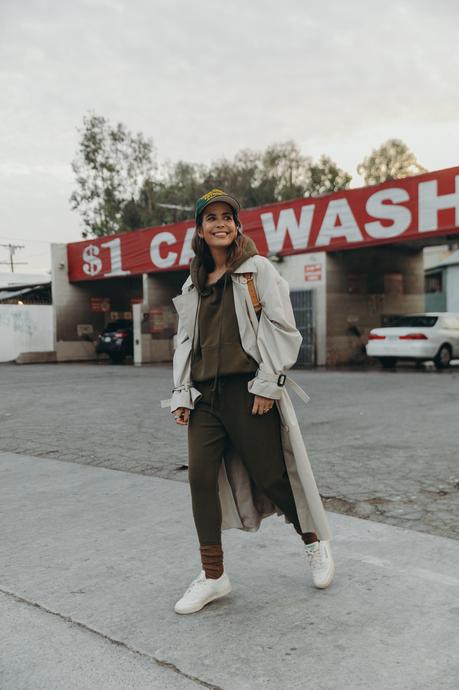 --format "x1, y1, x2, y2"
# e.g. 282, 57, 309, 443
1, 0, 458, 273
